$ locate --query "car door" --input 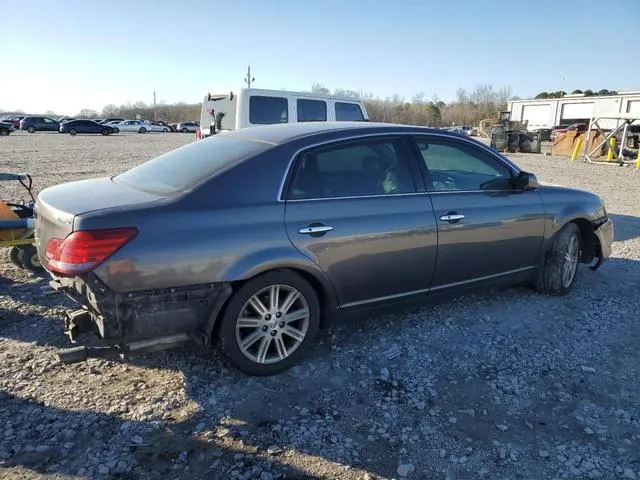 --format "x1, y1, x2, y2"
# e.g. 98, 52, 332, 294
42, 117, 57, 131
409, 135, 546, 290
284, 136, 438, 308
